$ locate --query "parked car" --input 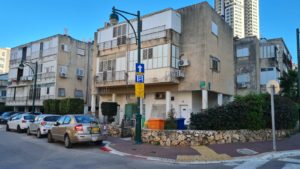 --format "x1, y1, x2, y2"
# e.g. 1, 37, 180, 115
6, 113, 35, 133
27, 114, 60, 138
0, 112, 18, 124
48, 115, 106, 148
